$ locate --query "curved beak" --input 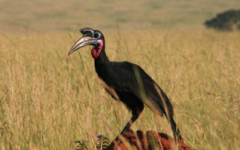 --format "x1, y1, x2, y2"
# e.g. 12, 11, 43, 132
68, 36, 97, 56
